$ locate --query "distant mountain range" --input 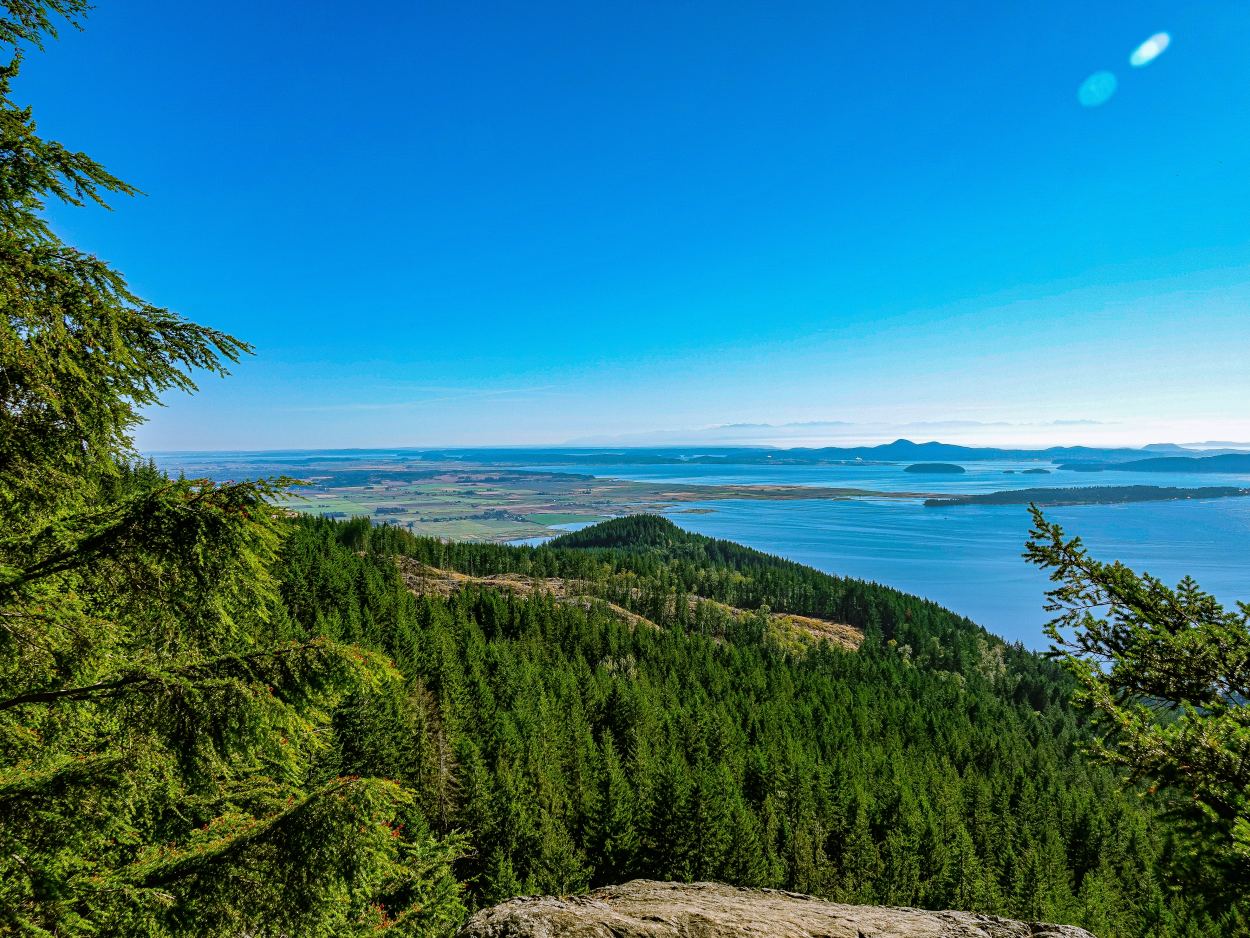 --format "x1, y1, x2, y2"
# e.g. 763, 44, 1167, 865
420, 439, 1250, 467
